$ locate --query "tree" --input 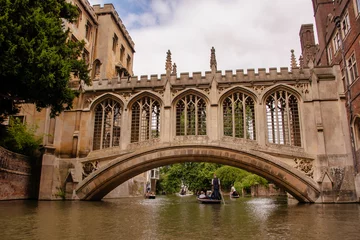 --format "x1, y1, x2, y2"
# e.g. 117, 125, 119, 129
0, 0, 90, 121
0, 118, 42, 156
